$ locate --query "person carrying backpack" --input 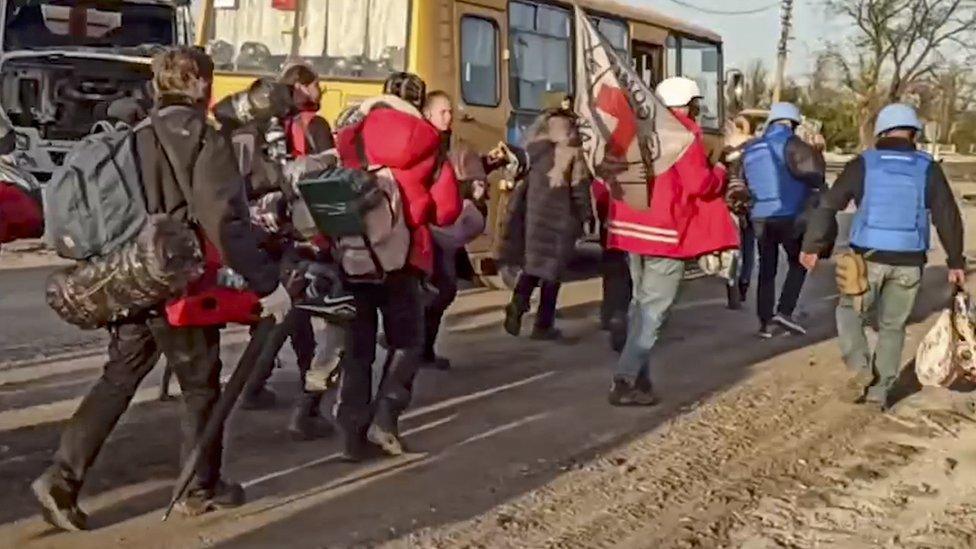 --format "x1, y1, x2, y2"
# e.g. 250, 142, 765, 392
331, 73, 461, 460
740, 102, 826, 338
32, 47, 285, 531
